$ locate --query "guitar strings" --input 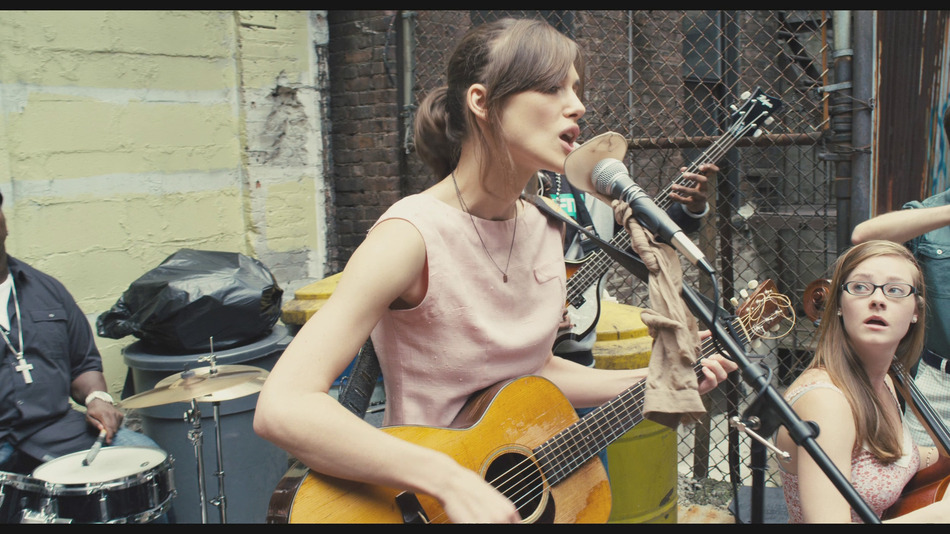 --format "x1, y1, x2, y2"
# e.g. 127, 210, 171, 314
892, 359, 950, 449
565, 106, 771, 305
477, 297, 765, 519
516, 291, 794, 518
434, 302, 773, 522
653, 108, 769, 213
